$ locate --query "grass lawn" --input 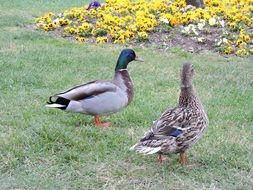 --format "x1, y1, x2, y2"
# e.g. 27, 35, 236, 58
0, 0, 253, 189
